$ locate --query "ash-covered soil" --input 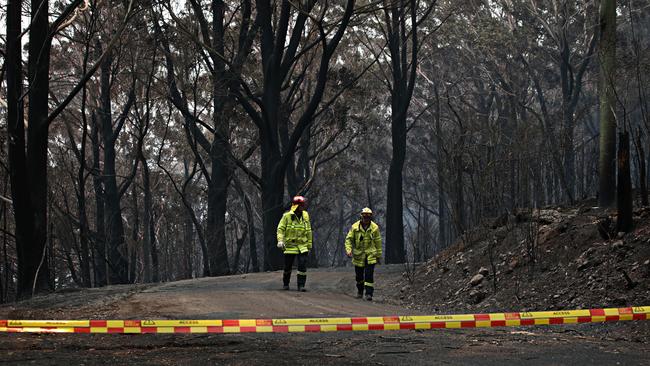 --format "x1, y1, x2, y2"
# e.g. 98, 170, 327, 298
386, 204, 650, 314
